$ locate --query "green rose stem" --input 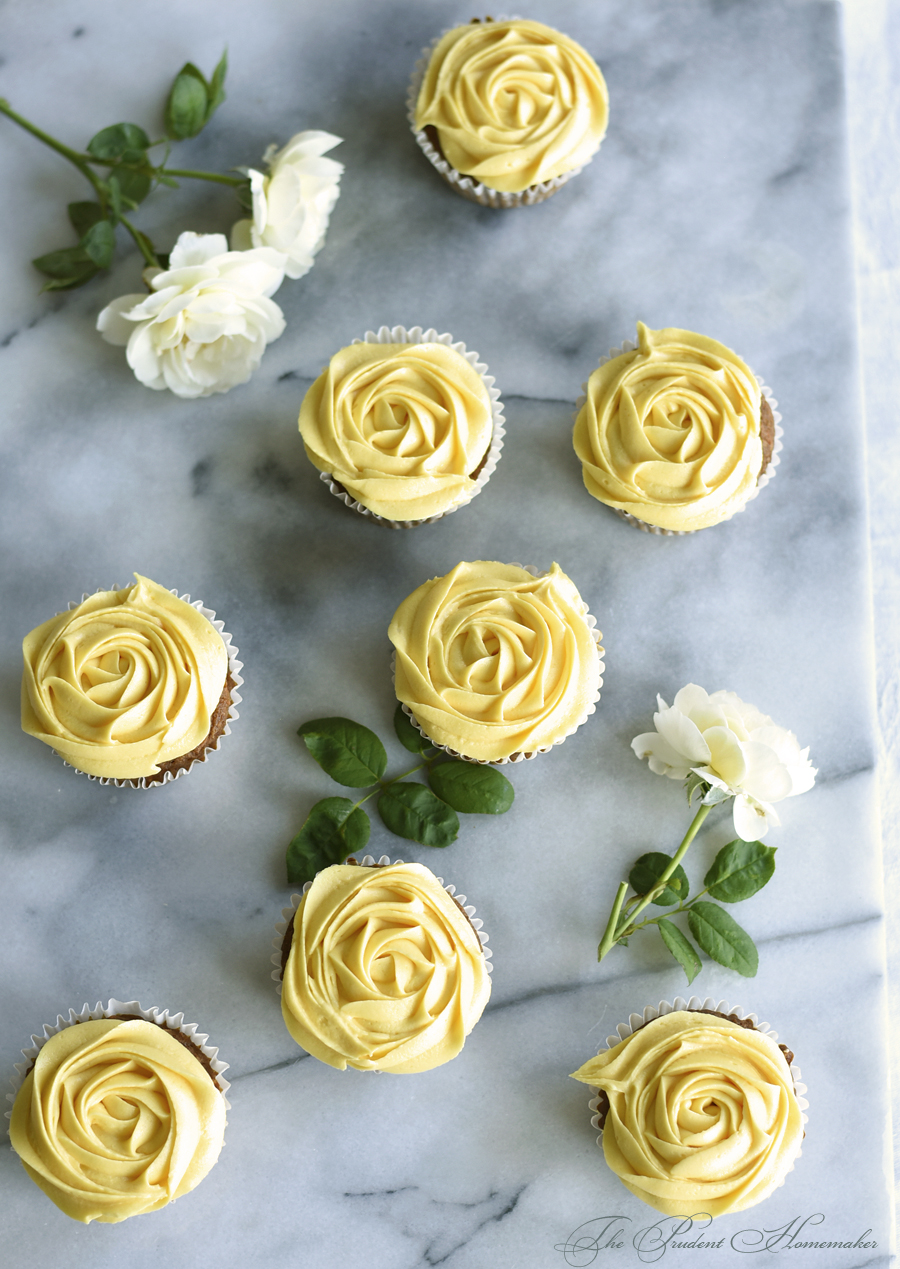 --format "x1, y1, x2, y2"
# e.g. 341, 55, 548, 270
0, 99, 109, 207
597, 802, 713, 961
